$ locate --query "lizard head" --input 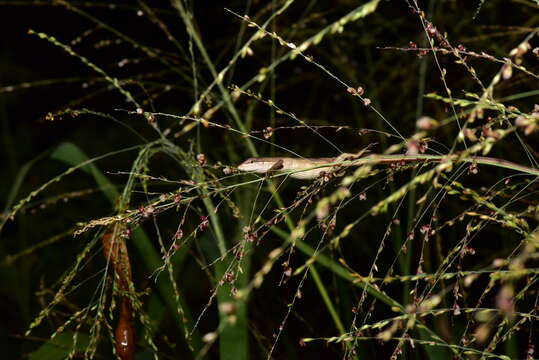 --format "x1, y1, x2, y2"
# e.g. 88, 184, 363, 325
237, 158, 282, 174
